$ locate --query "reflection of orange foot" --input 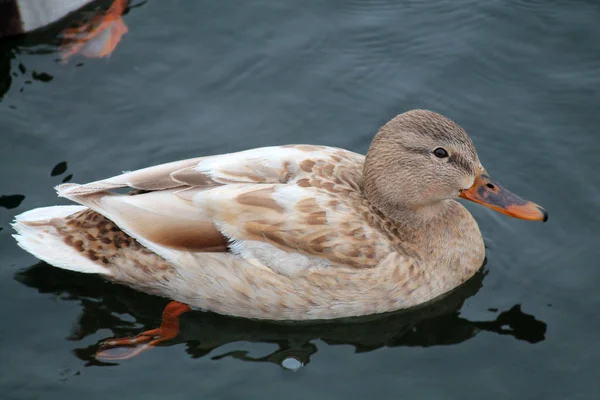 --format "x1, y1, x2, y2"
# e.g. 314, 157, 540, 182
96, 301, 191, 361
60, 0, 128, 61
